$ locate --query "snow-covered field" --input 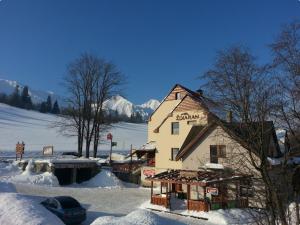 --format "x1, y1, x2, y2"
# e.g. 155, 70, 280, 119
0, 103, 147, 152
